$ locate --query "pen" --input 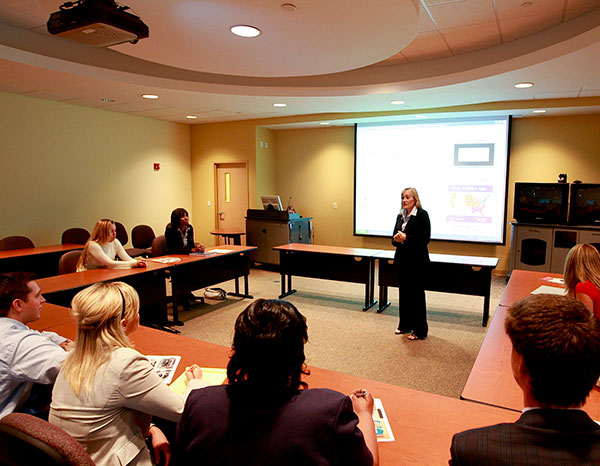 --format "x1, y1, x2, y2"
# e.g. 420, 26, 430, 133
355, 390, 368, 398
